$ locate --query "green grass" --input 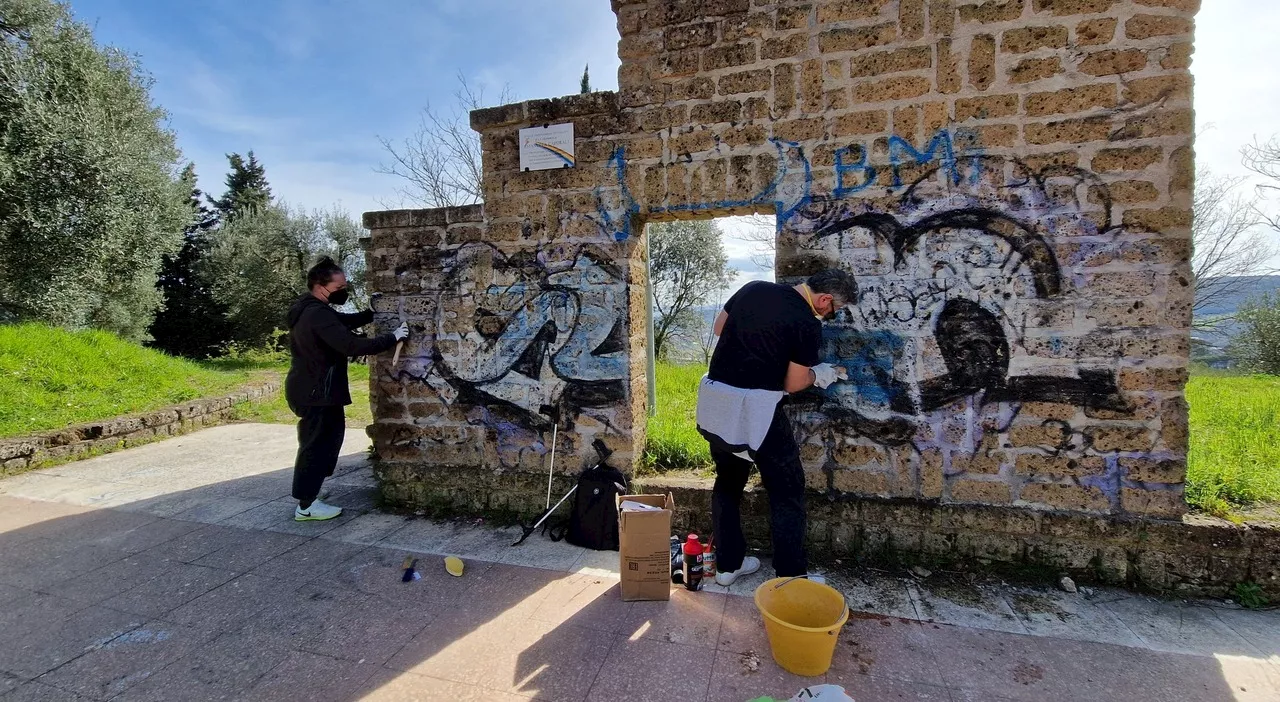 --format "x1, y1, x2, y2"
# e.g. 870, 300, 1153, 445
1186, 373, 1280, 514
643, 362, 712, 473
0, 323, 267, 438
230, 363, 372, 428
